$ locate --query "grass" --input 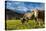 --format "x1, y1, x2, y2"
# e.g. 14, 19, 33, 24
6, 19, 45, 30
